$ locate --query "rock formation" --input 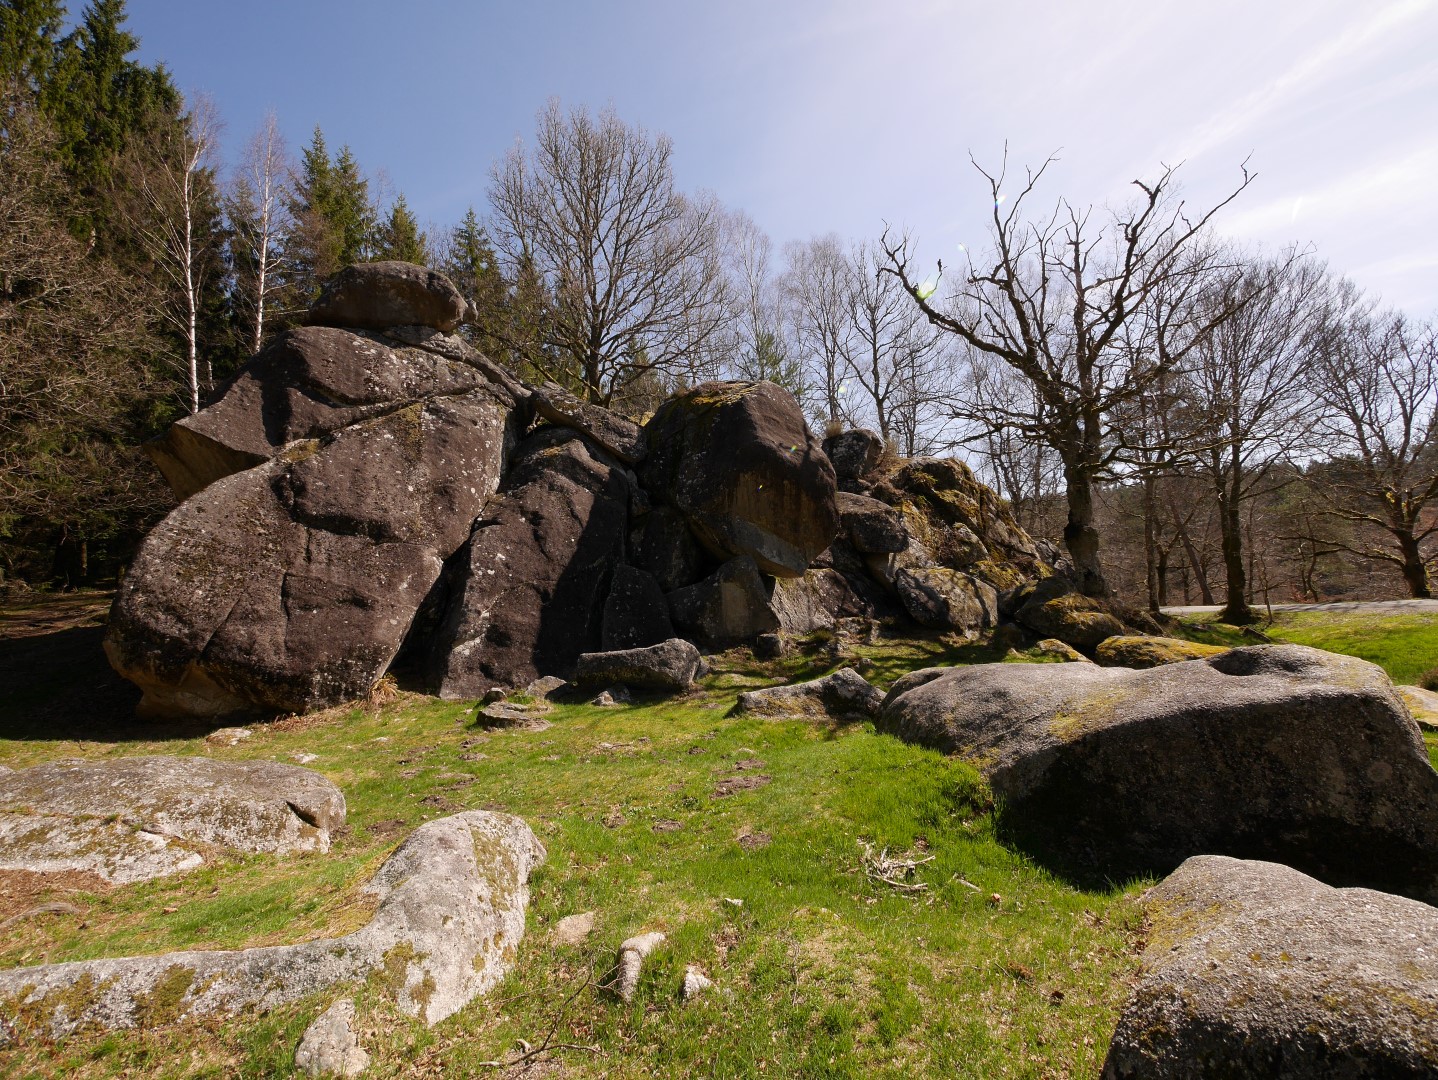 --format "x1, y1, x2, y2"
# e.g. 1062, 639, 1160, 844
108, 261, 1068, 718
